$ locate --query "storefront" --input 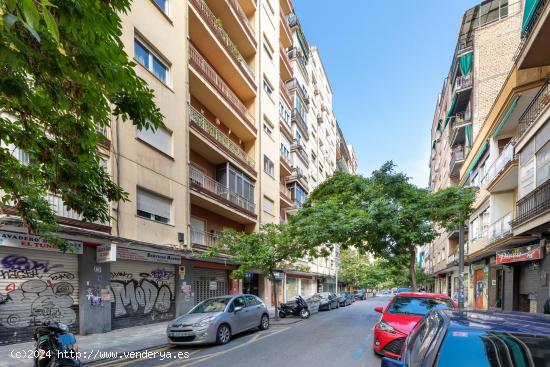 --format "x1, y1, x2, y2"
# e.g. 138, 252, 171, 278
469, 260, 489, 310
243, 272, 259, 296
108, 245, 180, 330
188, 261, 234, 305
0, 231, 83, 345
